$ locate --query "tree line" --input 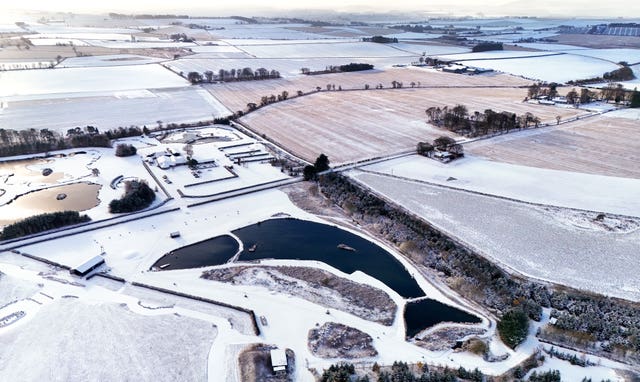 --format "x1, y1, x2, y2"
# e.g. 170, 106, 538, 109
426, 104, 541, 137
301, 62, 374, 75
529, 82, 640, 106
0, 211, 90, 240
0, 126, 151, 158
187, 67, 281, 84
